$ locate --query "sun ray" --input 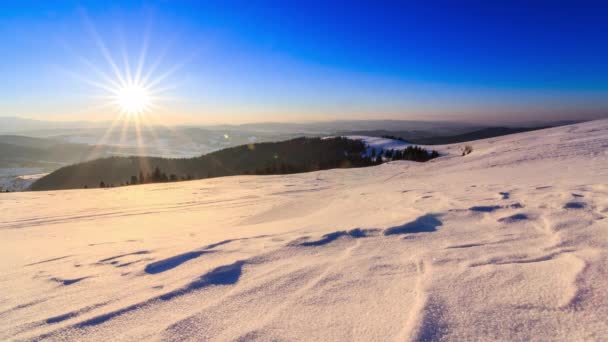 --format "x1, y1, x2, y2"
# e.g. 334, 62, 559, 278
57, 67, 120, 95
139, 36, 177, 86
85, 112, 127, 161
139, 115, 163, 153
80, 9, 129, 87
74, 100, 119, 115
141, 104, 201, 160
58, 40, 124, 91
134, 16, 153, 85
146, 77, 188, 96
122, 46, 133, 86
145, 50, 199, 90
118, 113, 131, 151
133, 115, 153, 175
63, 11, 194, 166
117, 25, 135, 86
